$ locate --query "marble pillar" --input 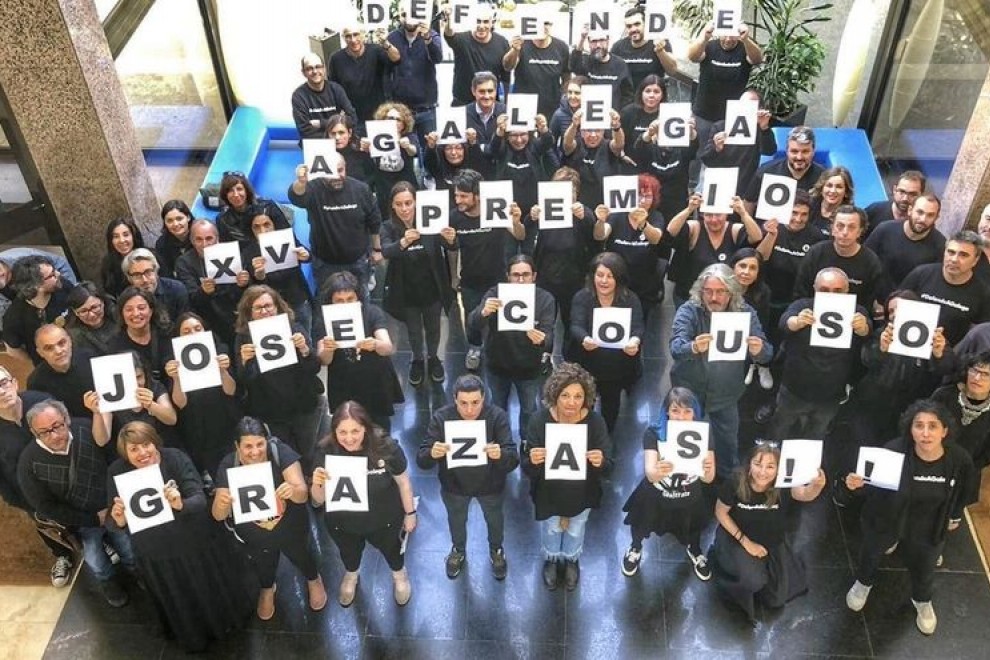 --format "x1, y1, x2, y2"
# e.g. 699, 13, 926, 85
938, 68, 990, 236
0, 0, 160, 278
